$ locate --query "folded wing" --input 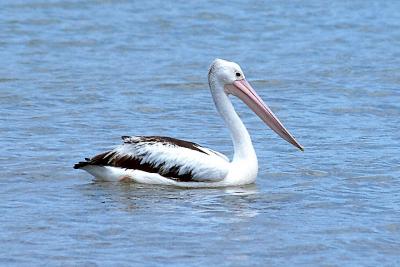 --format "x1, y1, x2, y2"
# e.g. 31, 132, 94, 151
74, 136, 230, 182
